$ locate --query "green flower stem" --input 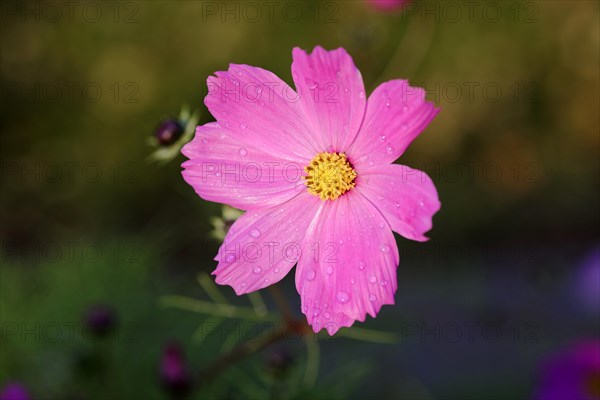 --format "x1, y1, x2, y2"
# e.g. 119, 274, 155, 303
158, 295, 280, 322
